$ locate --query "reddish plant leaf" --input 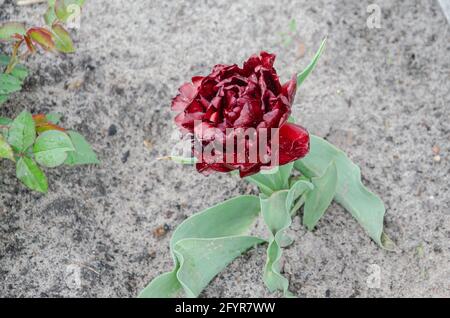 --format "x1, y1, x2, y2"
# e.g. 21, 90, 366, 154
24, 35, 36, 54
33, 114, 65, 134
27, 27, 55, 51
